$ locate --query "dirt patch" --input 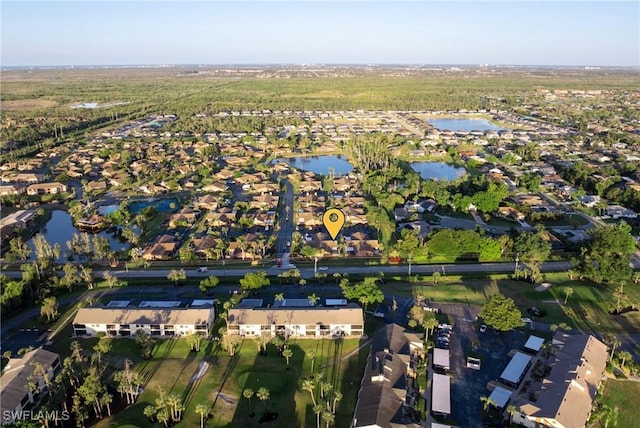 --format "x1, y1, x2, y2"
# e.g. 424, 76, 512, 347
0, 99, 58, 111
